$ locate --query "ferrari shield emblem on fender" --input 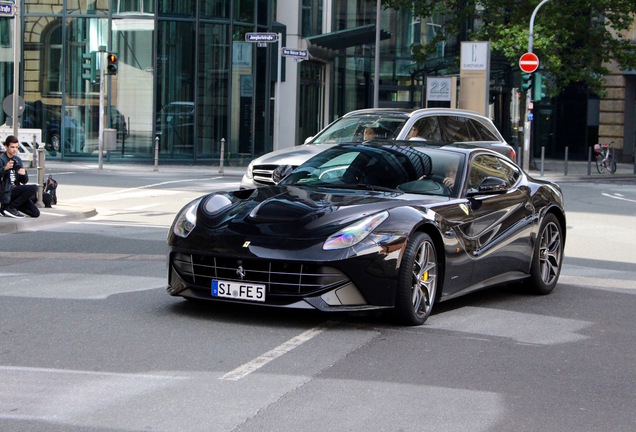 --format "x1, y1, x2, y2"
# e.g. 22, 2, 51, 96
459, 204, 470, 215
243, 241, 251, 247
